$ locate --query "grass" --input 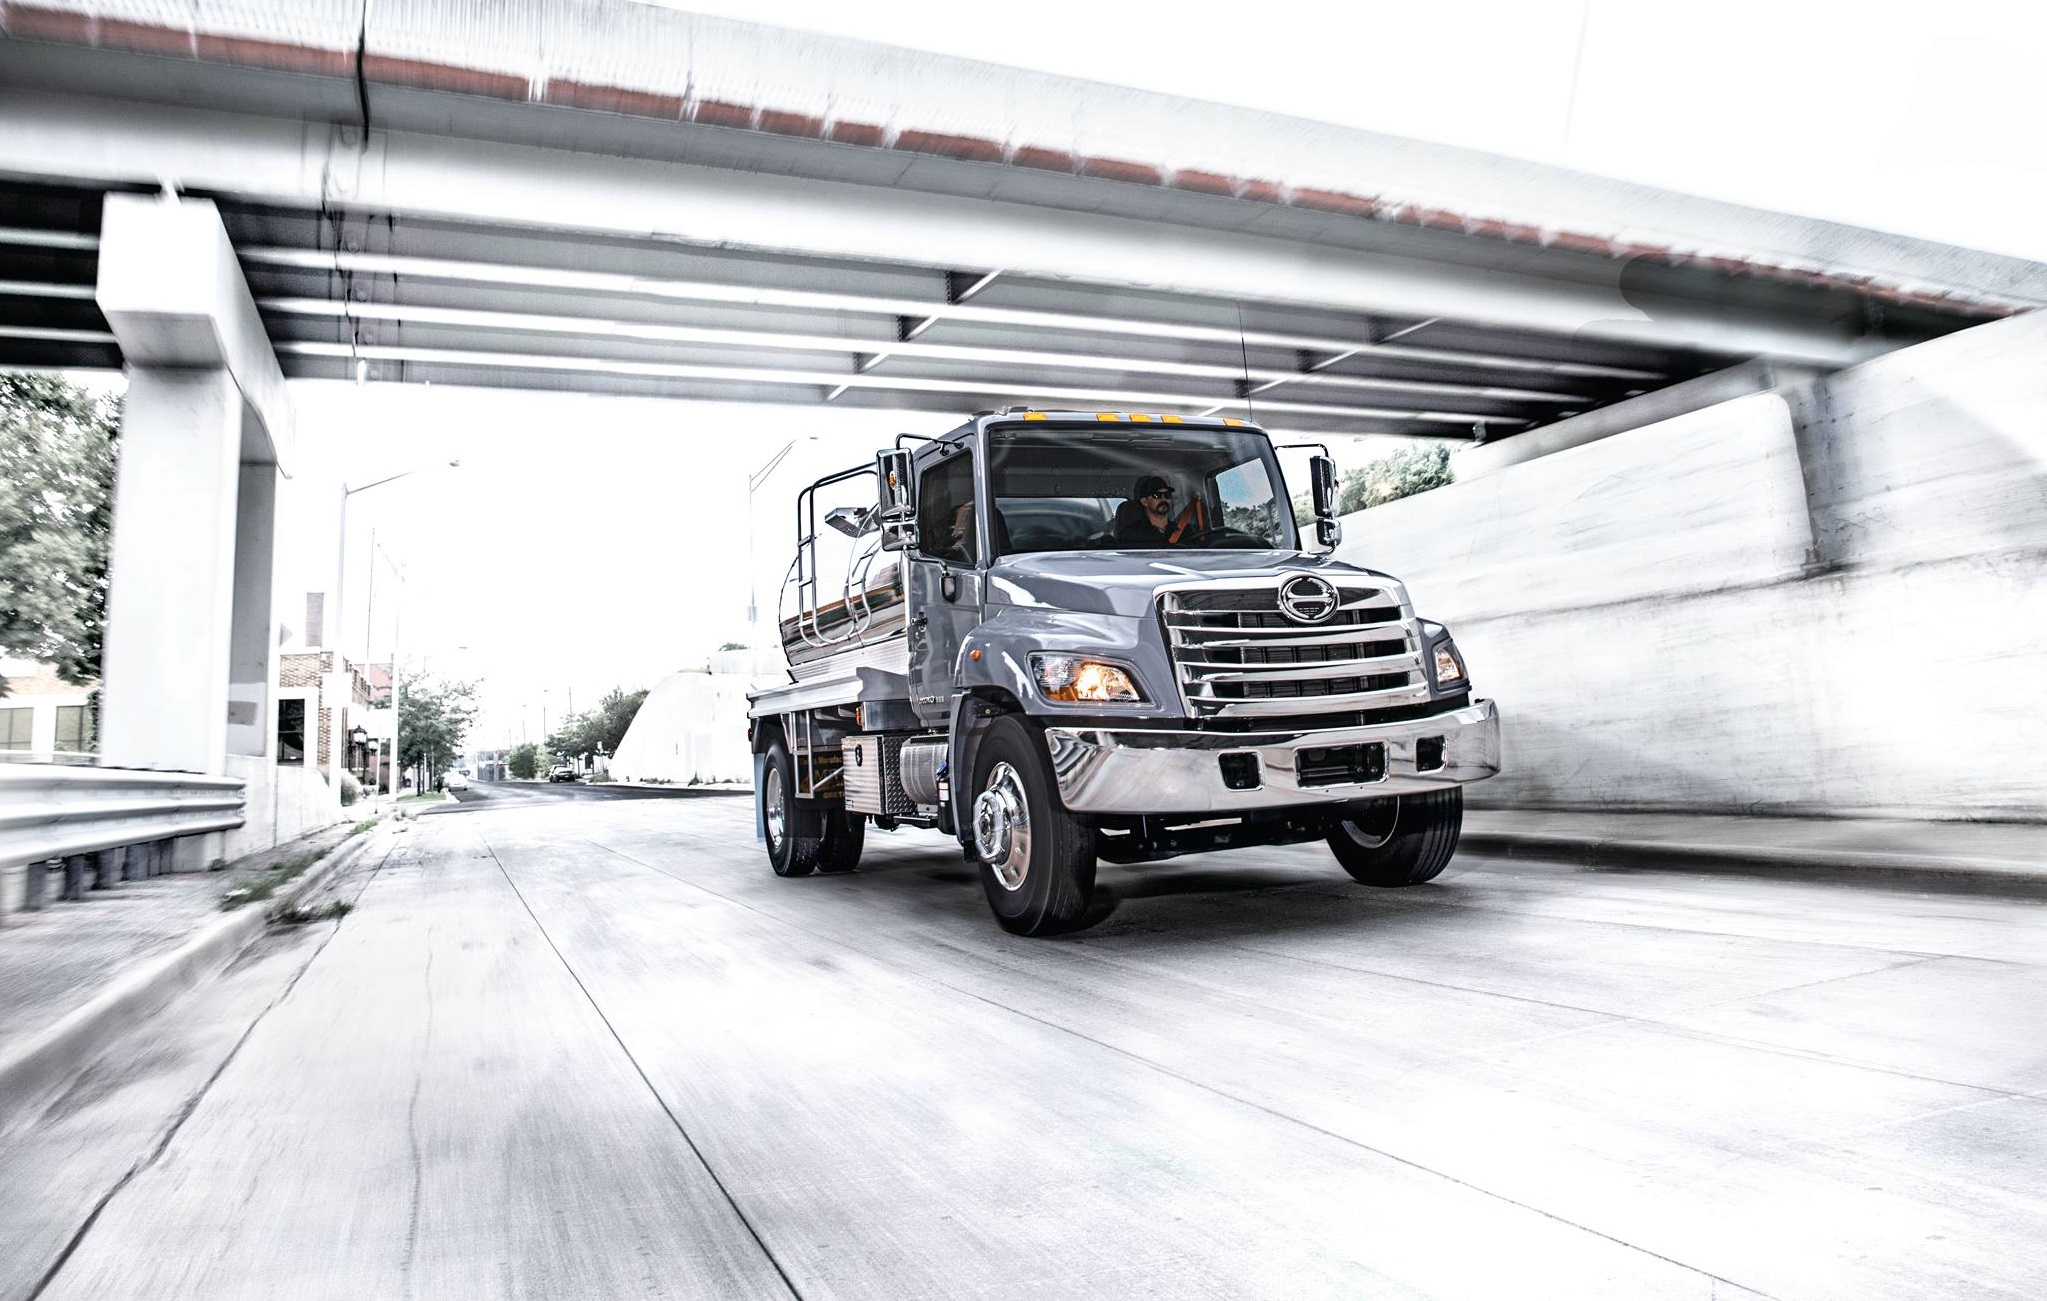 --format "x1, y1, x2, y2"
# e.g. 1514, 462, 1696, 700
275, 899, 353, 926
219, 848, 322, 910
349, 818, 378, 837
395, 792, 443, 807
